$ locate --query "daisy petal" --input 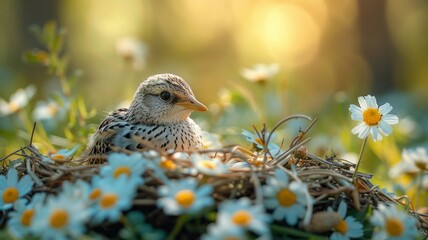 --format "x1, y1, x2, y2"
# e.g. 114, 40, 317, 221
382, 114, 399, 125
7, 168, 18, 186
379, 103, 392, 115
378, 121, 393, 136
358, 96, 367, 109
